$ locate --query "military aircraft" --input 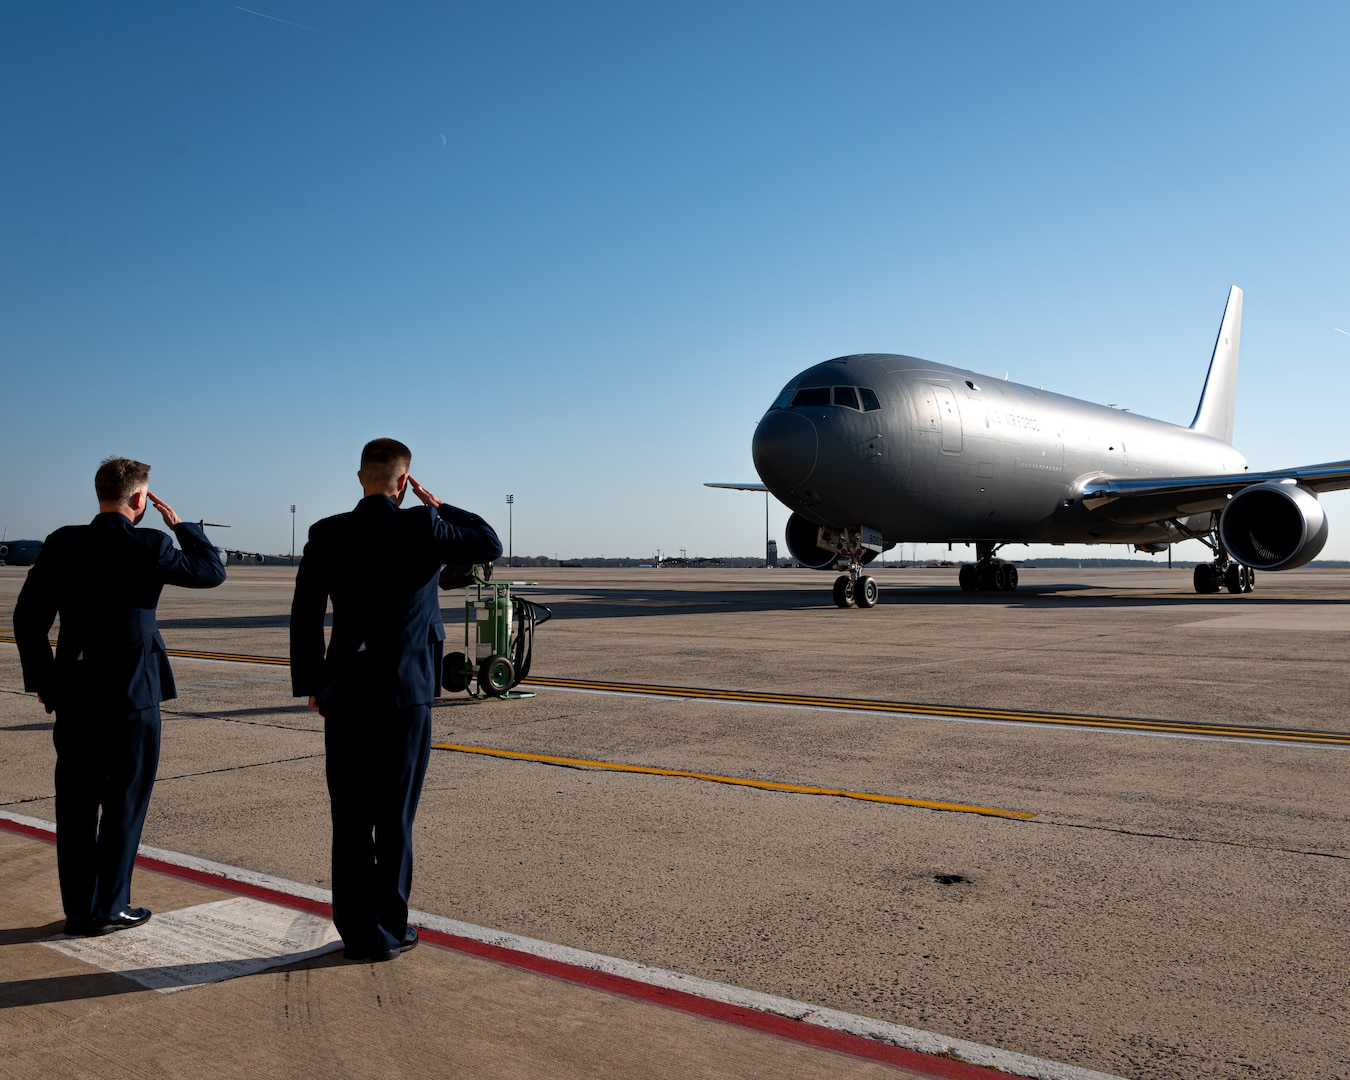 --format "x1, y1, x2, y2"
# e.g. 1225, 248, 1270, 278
198, 522, 266, 565
710, 287, 1350, 607
0, 538, 44, 566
